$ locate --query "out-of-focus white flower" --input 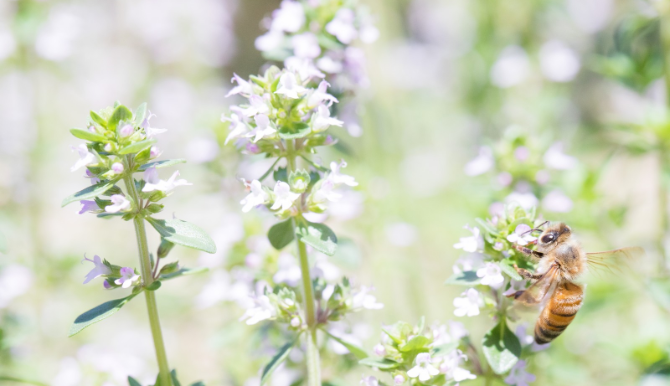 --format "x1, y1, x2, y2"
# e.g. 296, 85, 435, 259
505, 360, 536, 386
70, 144, 96, 172
506, 224, 537, 246
292, 32, 321, 59
453, 288, 481, 317
373, 344, 386, 356
542, 190, 573, 213
308, 81, 338, 108
328, 160, 357, 186
476, 262, 504, 289
567, 0, 612, 34
465, 147, 494, 176
352, 286, 384, 310
360, 376, 379, 386
490, 46, 530, 88
141, 111, 167, 138
226, 73, 253, 97
285, 56, 325, 80
142, 167, 191, 193
313, 179, 342, 203
539, 40, 580, 82
514, 146, 530, 161
255, 29, 284, 52
241, 180, 269, 212
82, 255, 111, 284
114, 267, 139, 289
0, 265, 33, 308
105, 194, 130, 213
52, 357, 82, 386
438, 349, 477, 382
515, 323, 535, 346
449, 321, 468, 340
185, 137, 220, 164
543, 142, 577, 170
407, 353, 440, 382
317, 56, 344, 74
223, 110, 248, 145
0, 28, 16, 61
326, 9, 358, 44
273, 253, 302, 287
35, 9, 80, 61
312, 105, 343, 132
239, 292, 276, 325
110, 162, 124, 174
248, 114, 277, 142
453, 253, 485, 274
385, 222, 418, 247
275, 72, 307, 99
505, 190, 538, 211
393, 375, 405, 385
241, 94, 270, 117
271, 181, 300, 211
270, 0, 305, 33
535, 170, 550, 185
453, 225, 483, 253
